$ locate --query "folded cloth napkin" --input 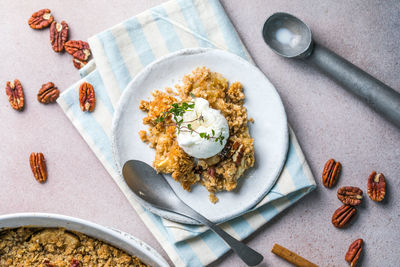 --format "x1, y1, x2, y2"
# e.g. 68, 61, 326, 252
57, 0, 316, 266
